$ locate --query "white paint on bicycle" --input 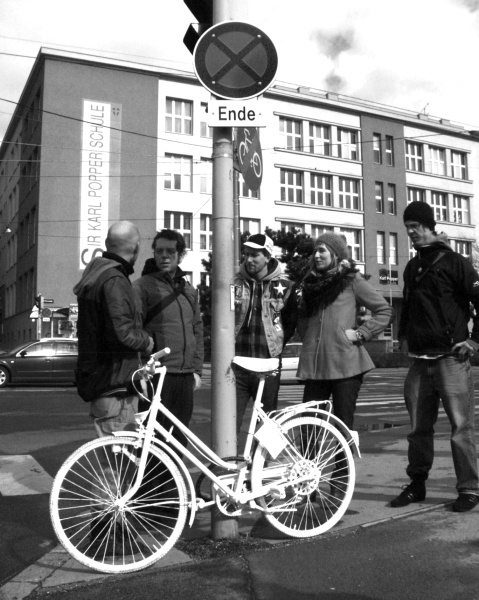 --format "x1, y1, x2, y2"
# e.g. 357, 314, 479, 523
0, 454, 53, 495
